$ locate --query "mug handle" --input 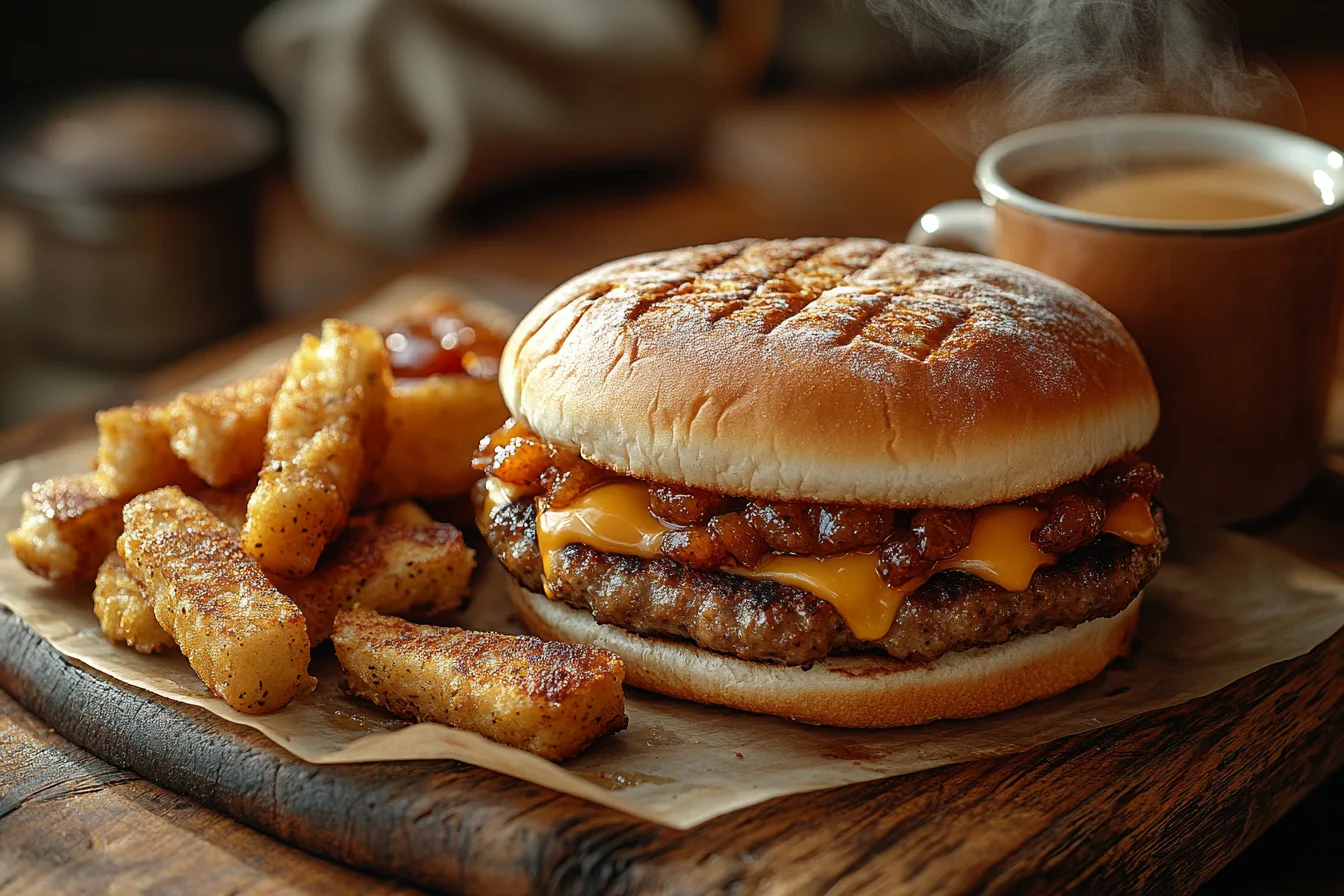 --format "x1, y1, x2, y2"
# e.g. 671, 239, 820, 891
905, 200, 993, 254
